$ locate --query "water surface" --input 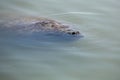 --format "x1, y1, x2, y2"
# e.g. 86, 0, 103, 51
0, 0, 120, 80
